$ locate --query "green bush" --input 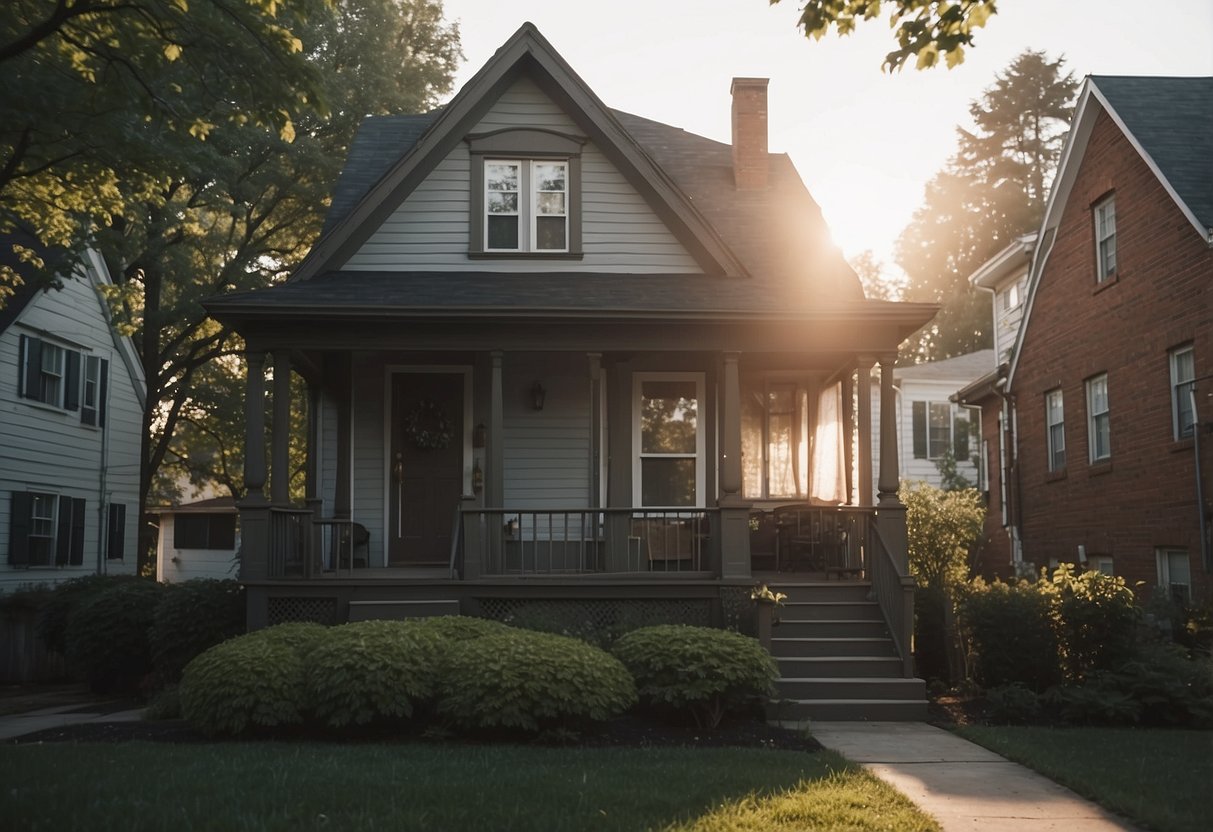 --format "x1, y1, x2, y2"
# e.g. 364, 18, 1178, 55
1052, 646, 1213, 727
37, 574, 146, 655
243, 621, 329, 656
1050, 565, 1139, 680
960, 578, 1062, 692
505, 601, 609, 646
985, 683, 1042, 724
611, 625, 777, 729
145, 686, 181, 721
437, 629, 636, 733
178, 629, 312, 735
405, 615, 512, 642
65, 580, 167, 693
149, 580, 246, 681
304, 621, 443, 728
